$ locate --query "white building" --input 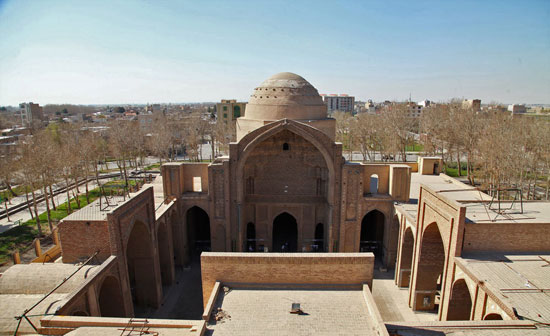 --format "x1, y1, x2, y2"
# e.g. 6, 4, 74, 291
321, 94, 355, 113
365, 99, 376, 114
18, 102, 43, 126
